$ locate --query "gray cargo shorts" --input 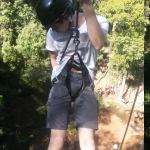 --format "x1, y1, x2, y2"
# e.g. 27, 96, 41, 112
46, 71, 98, 130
